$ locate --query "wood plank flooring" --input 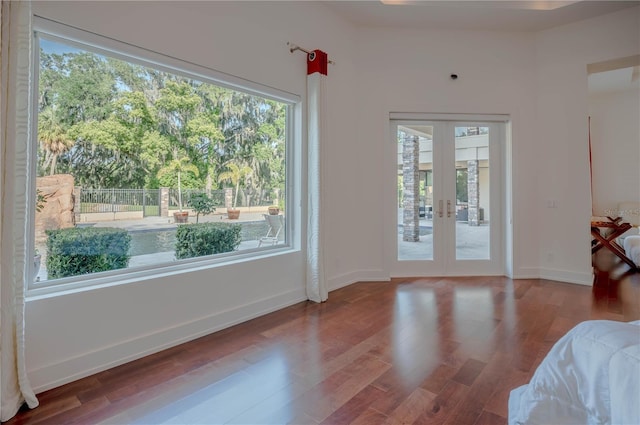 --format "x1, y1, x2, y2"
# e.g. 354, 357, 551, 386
7, 265, 639, 424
